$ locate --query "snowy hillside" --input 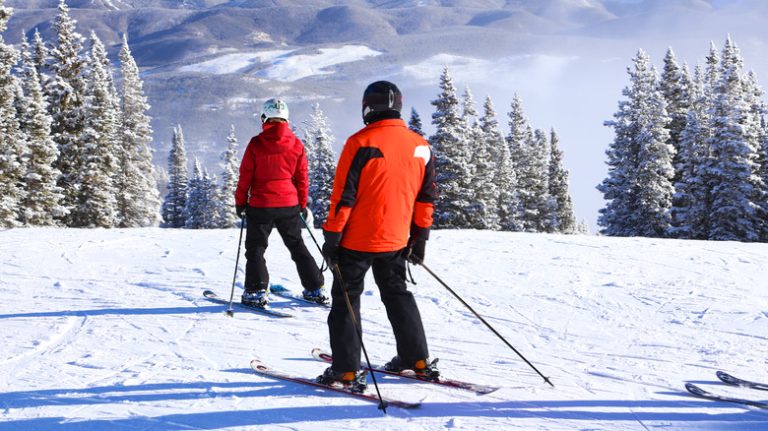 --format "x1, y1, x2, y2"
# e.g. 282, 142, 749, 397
2, 228, 767, 430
